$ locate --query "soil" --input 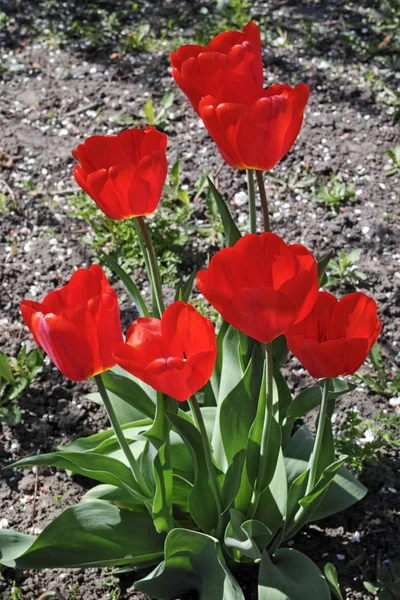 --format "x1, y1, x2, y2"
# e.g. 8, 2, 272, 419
0, 0, 399, 599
